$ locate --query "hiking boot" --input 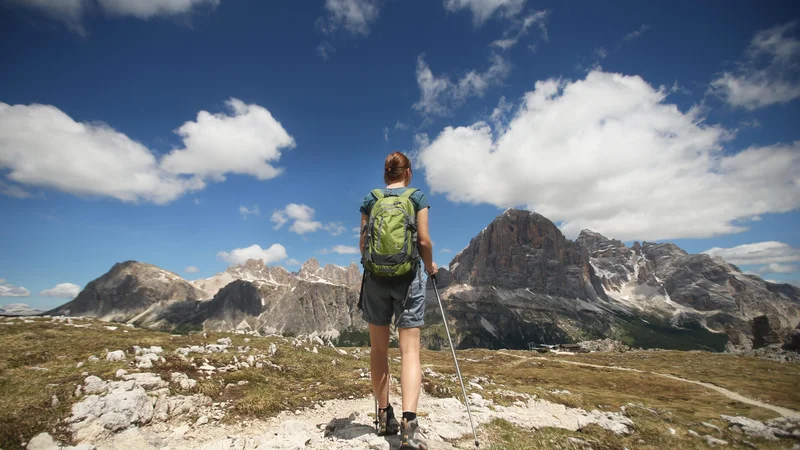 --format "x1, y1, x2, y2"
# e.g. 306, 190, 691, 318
377, 405, 400, 436
399, 418, 428, 450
